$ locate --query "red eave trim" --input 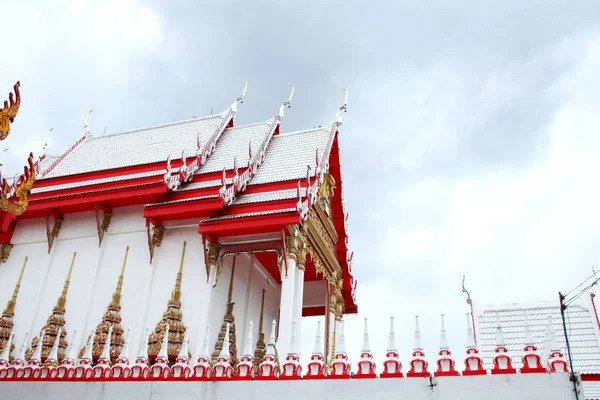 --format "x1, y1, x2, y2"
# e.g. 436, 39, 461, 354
30, 177, 163, 201
143, 197, 224, 222
581, 373, 600, 381
22, 184, 167, 219
199, 211, 301, 239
